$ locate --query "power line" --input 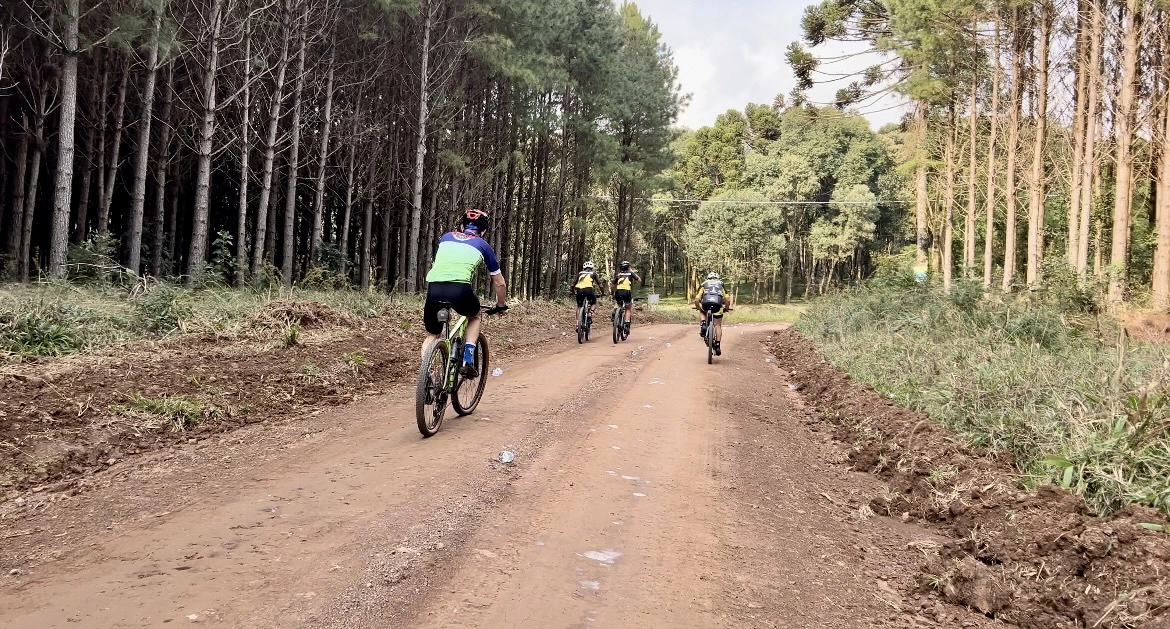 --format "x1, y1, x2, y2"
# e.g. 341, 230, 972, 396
593, 196, 912, 205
